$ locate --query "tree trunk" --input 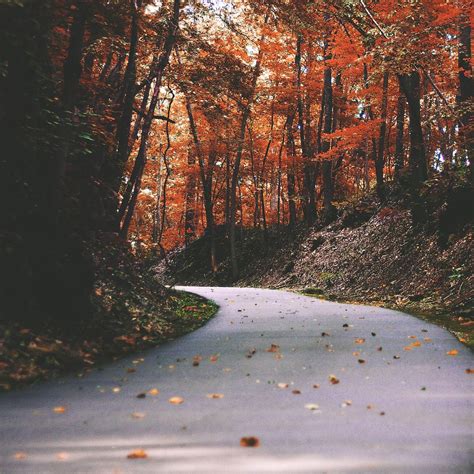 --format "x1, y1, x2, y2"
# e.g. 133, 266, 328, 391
394, 92, 406, 180
375, 71, 389, 199
458, 12, 473, 179
398, 71, 427, 184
